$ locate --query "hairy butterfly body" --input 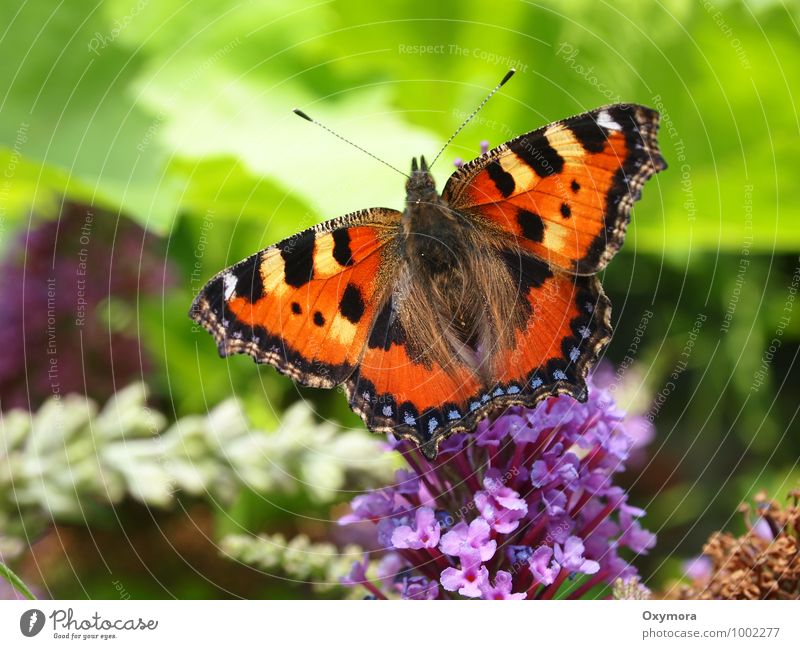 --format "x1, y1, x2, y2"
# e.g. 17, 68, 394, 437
190, 102, 666, 458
